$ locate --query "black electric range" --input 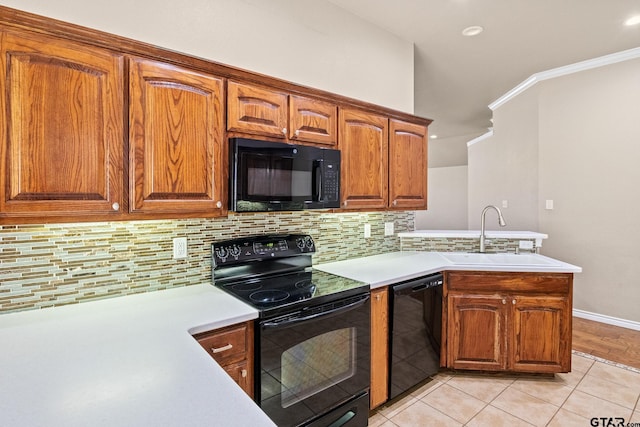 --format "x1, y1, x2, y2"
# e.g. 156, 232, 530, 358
212, 234, 368, 319
211, 234, 372, 427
